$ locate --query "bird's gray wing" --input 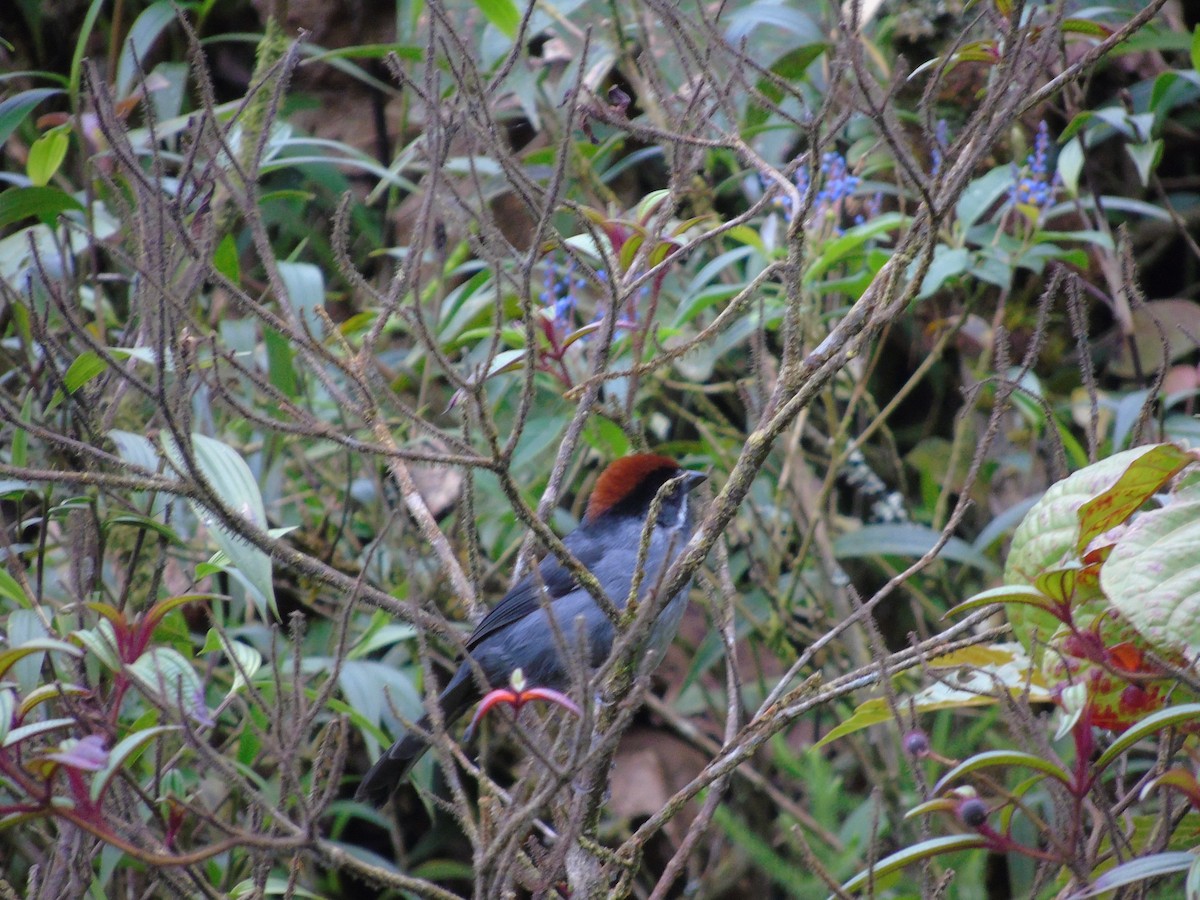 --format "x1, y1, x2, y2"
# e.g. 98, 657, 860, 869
464, 534, 602, 652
